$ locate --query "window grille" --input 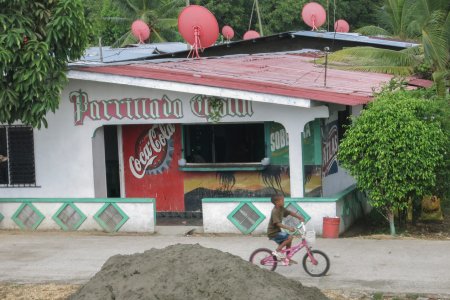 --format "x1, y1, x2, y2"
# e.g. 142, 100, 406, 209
283, 202, 311, 228
94, 203, 129, 232
12, 203, 45, 230
52, 203, 87, 231
0, 126, 36, 187
227, 202, 265, 234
